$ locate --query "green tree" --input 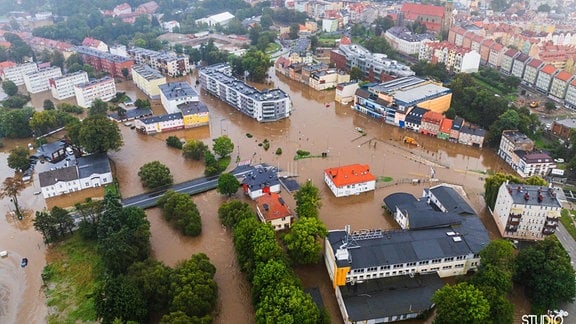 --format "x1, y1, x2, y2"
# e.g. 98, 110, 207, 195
134, 98, 151, 109
514, 236, 576, 313
94, 275, 148, 324
160, 311, 194, 324
182, 139, 208, 160
166, 136, 183, 149
252, 259, 297, 303
349, 67, 364, 81
218, 200, 254, 228
0, 175, 25, 220
127, 260, 172, 317
483, 173, 521, 210
255, 281, 321, 323
217, 173, 240, 196
7, 146, 30, 171
138, 161, 173, 189
89, 99, 109, 116
43, 99, 55, 110
0, 107, 33, 138
432, 282, 490, 323
213, 135, 234, 158
51, 50, 65, 68
372, 16, 394, 36
33, 210, 59, 243
294, 180, 321, 218
544, 100, 556, 112
288, 23, 299, 39
240, 49, 272, 83
2, 80, 18, 96
157, 190, 202, 236
75, 115, 123, 153
282, 217, 327, 264
29, 110, 57, 136
50, 206, 74, 238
